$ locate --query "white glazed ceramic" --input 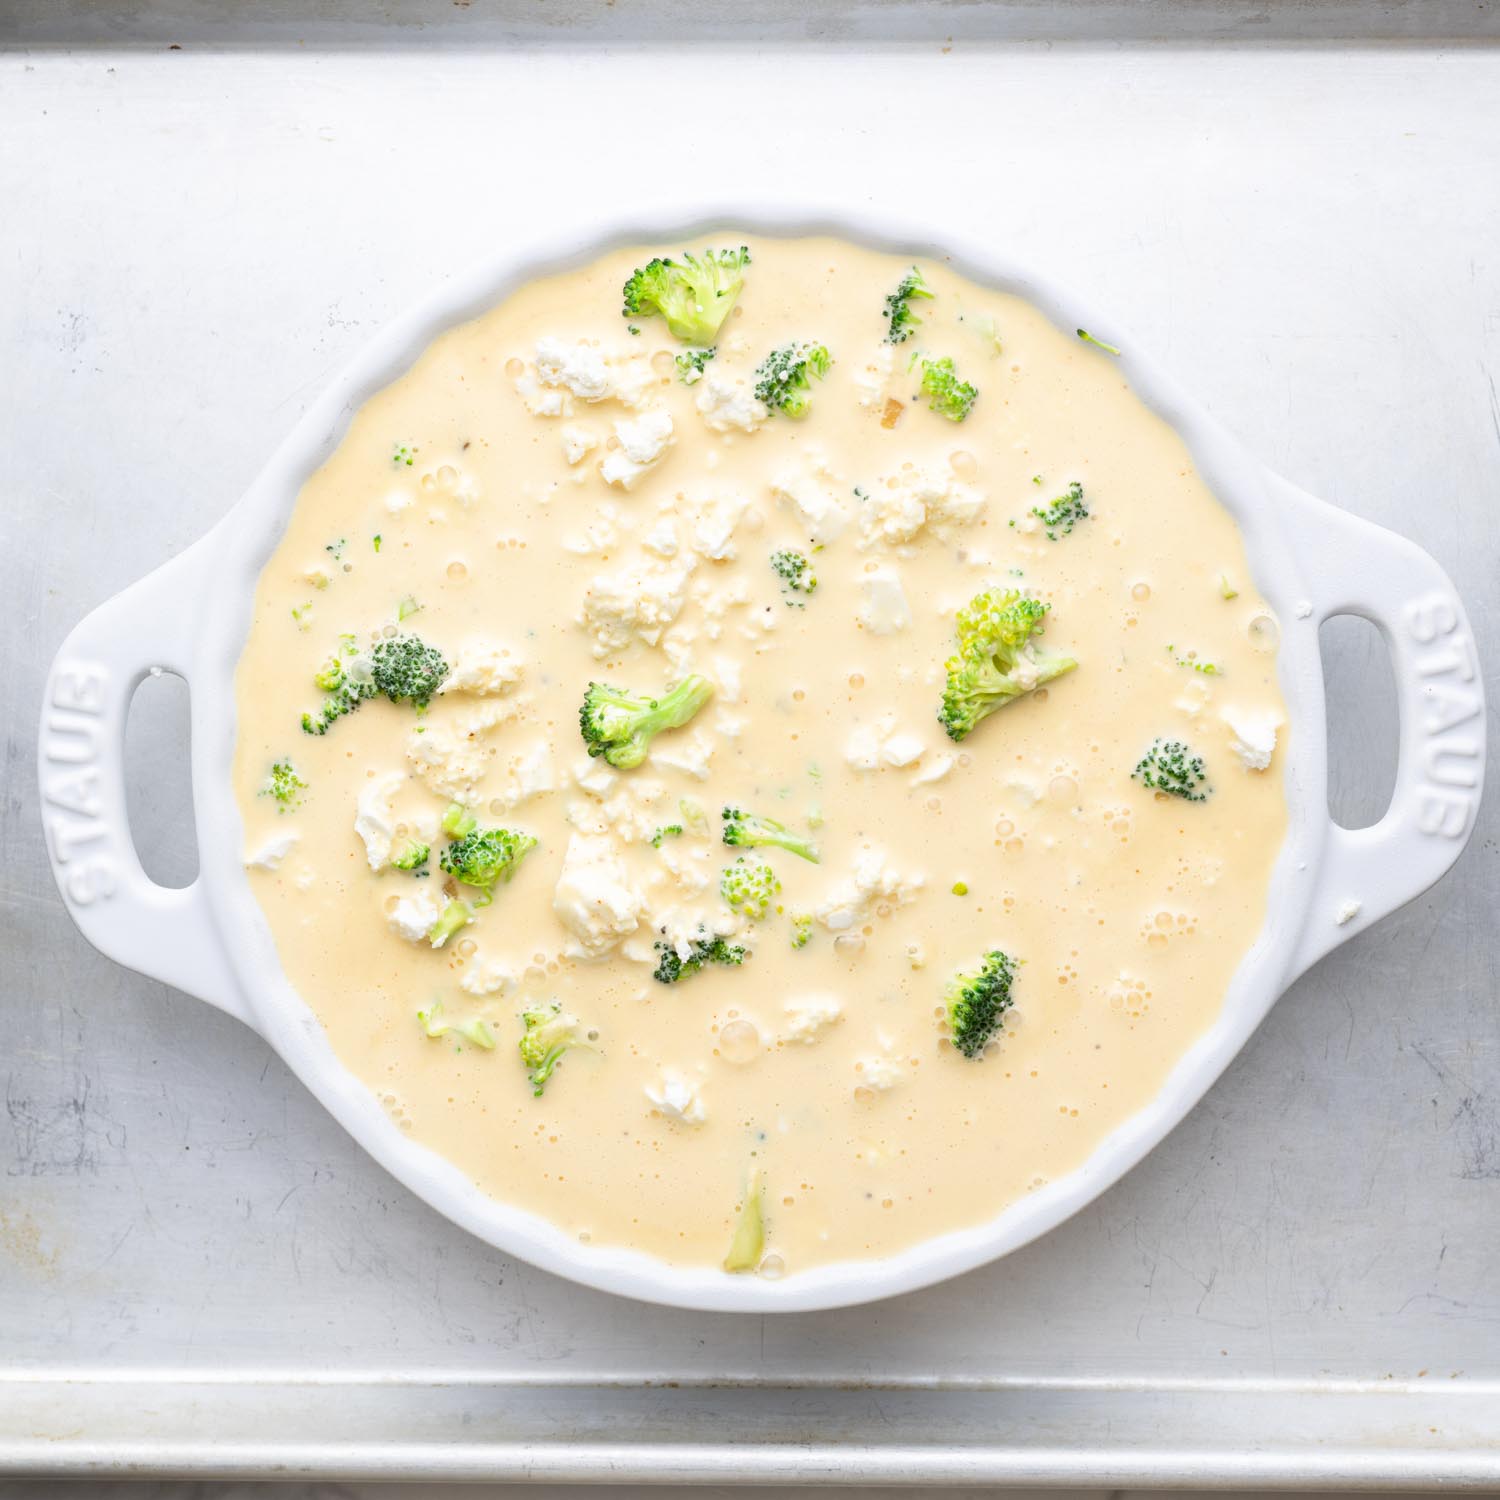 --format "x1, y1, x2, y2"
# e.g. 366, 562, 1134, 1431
38, 212, 1487, 1312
